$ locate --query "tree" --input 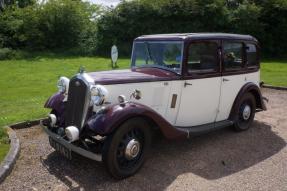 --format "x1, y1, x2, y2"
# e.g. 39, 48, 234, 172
38, 0, 98, 49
